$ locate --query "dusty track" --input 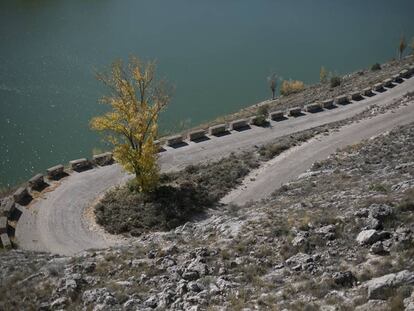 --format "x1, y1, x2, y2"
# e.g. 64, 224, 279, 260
15, 76, 414, 255
222, 100, 414, 205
